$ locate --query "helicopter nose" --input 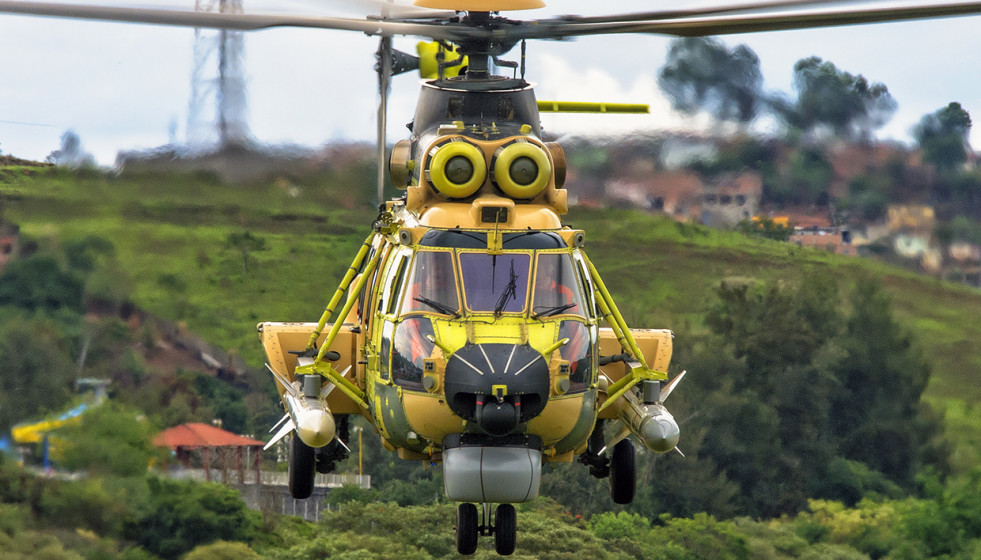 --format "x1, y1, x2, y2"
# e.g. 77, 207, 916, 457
444, 343, 550, 436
